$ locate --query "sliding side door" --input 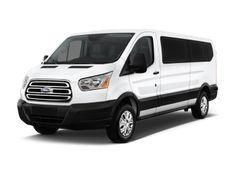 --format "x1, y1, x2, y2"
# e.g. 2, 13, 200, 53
157, 36, 191, 112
